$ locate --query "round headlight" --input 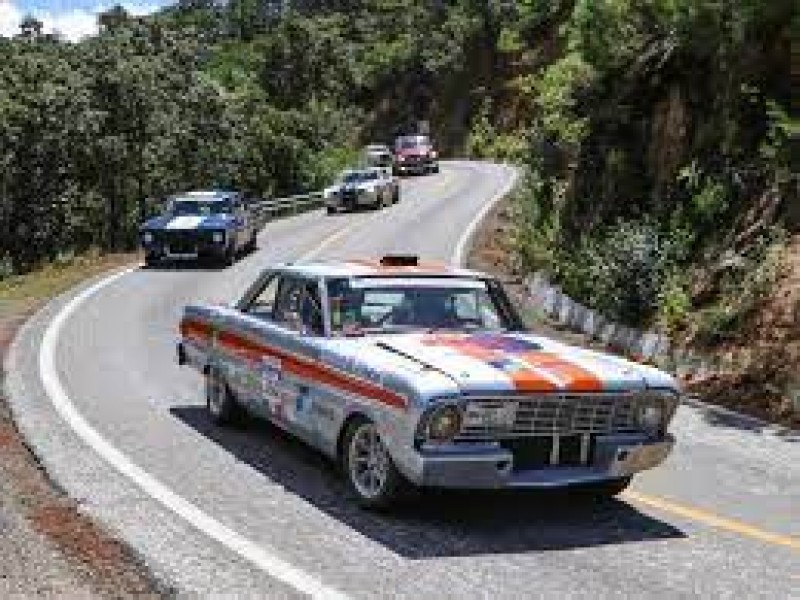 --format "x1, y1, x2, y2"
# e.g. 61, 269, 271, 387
426, 405, 463, 442
212, 231, 224, 244
142, 231, 153, 244
638, 401, 664, 434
